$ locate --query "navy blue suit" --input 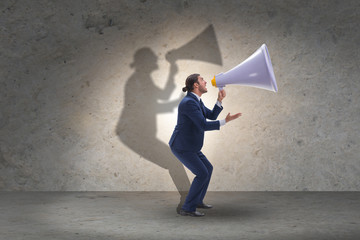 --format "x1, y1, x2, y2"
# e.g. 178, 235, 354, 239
169, 92, 223, 212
